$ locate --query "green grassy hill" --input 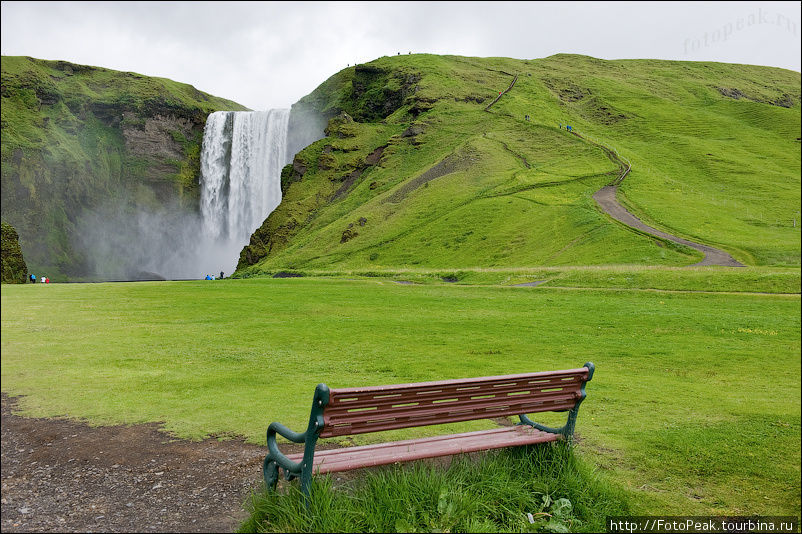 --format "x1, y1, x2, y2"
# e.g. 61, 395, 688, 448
237, 54, 800, 275
0, 56, 247, 279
